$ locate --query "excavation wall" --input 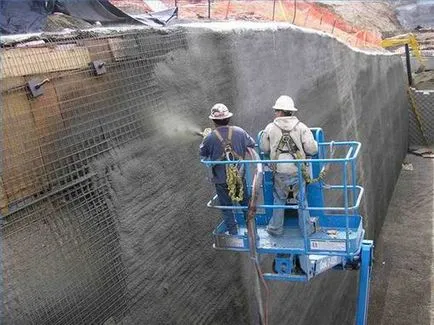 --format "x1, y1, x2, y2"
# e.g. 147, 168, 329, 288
0, 22, 408, 325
